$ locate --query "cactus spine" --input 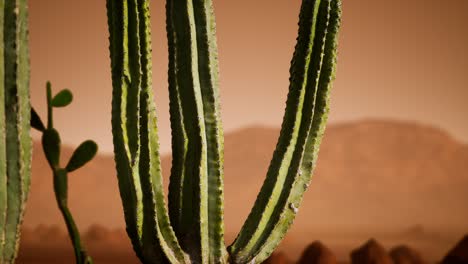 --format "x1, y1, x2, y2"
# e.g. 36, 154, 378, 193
106, 0, 341, 263
0, 0, 32, 262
